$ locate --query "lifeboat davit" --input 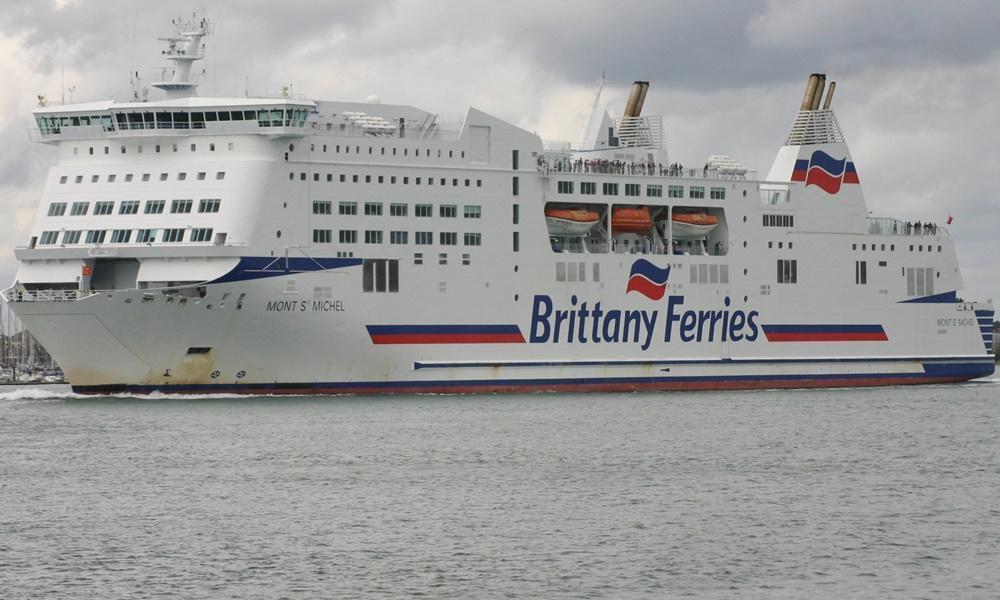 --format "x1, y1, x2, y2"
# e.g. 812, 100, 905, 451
611, 206, 652, 234
545, 208, 600, 236
671, 212, 719, 239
